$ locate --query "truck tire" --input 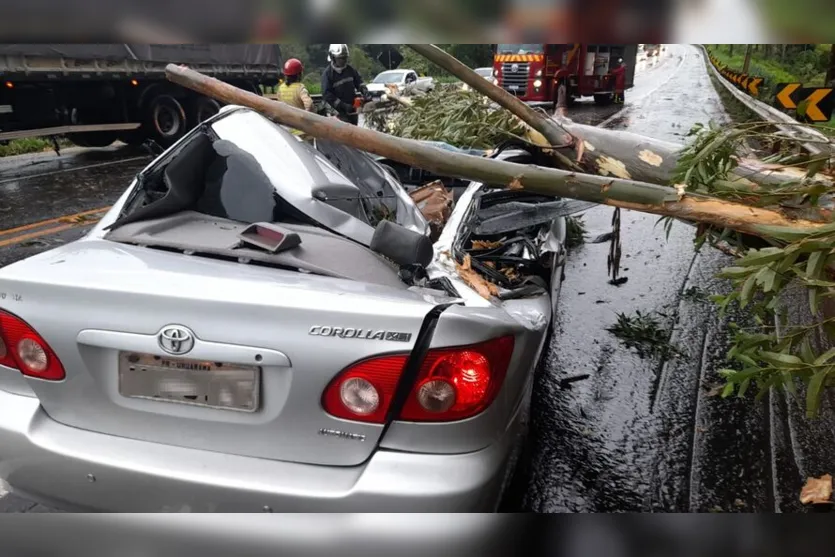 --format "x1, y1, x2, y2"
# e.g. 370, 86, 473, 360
189, 96, 221, 126
147, 94, 187, 147
65, 132, 120, 148
594, 93, 614, 106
